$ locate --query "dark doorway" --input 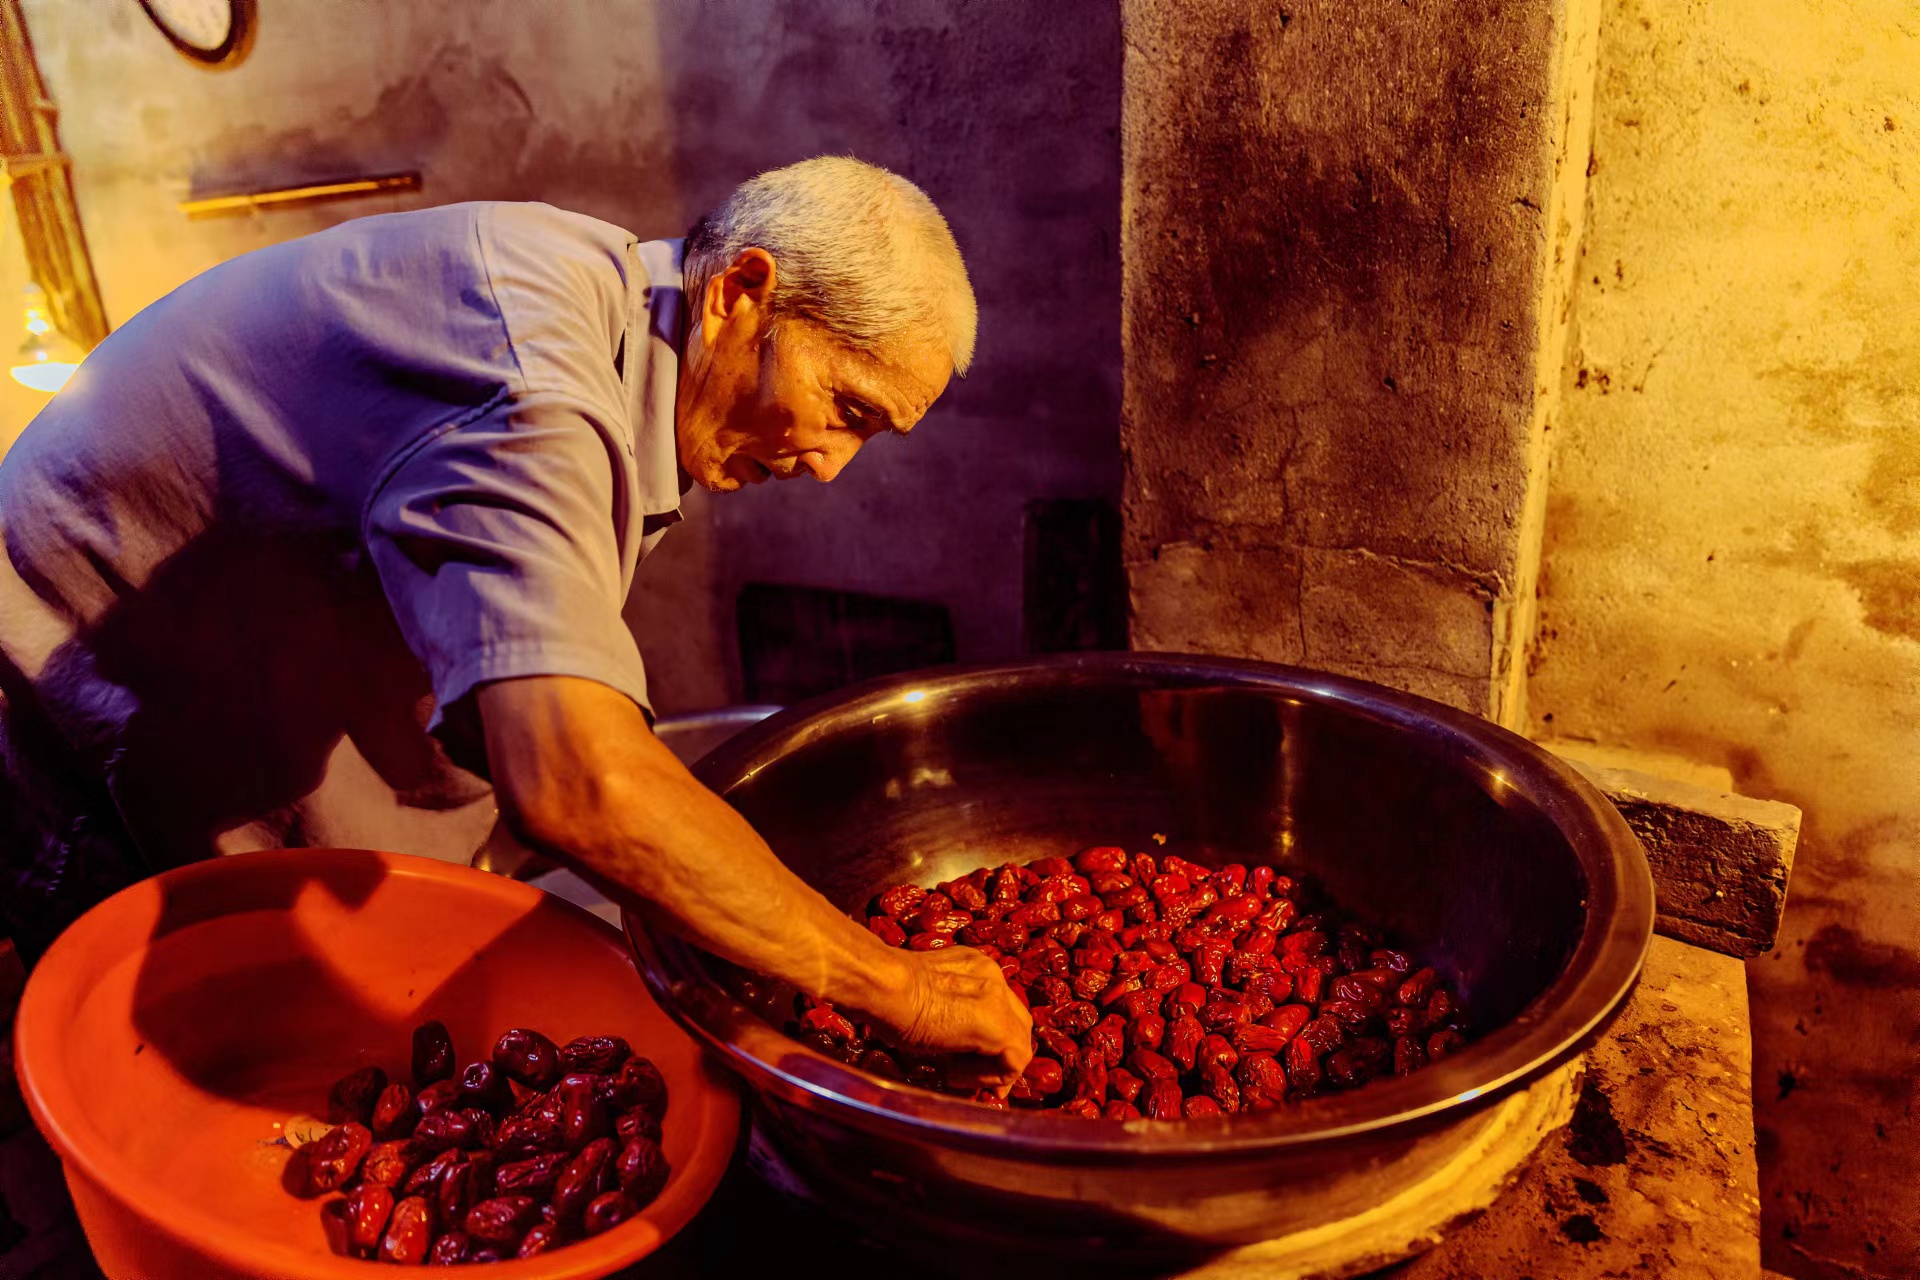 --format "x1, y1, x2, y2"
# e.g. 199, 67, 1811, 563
736, 583, 956, 707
